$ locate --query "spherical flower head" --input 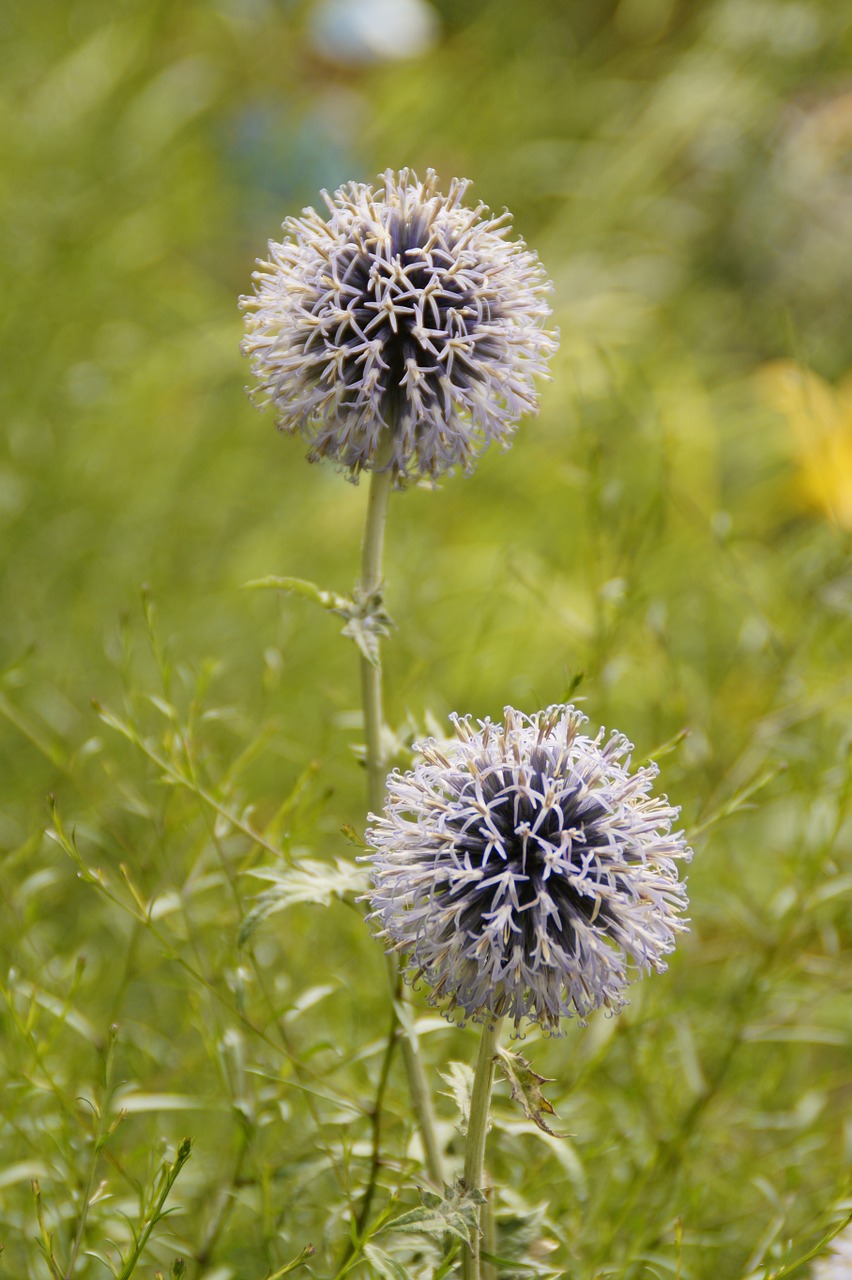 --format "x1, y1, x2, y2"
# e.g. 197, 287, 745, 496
365, 705, 692, 1032
813, 1227, 852, 1280
239, 168, 557, 482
